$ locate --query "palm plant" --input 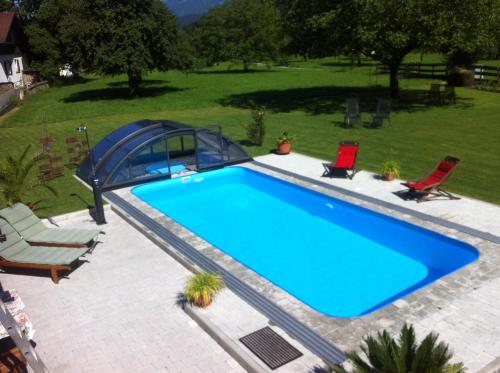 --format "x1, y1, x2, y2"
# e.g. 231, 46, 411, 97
0, 145, 57, 207
334, 324, 465, 373
185, 272, 224, 308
